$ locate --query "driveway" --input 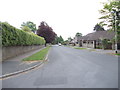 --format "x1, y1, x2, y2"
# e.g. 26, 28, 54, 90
2, 45, 118, 88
